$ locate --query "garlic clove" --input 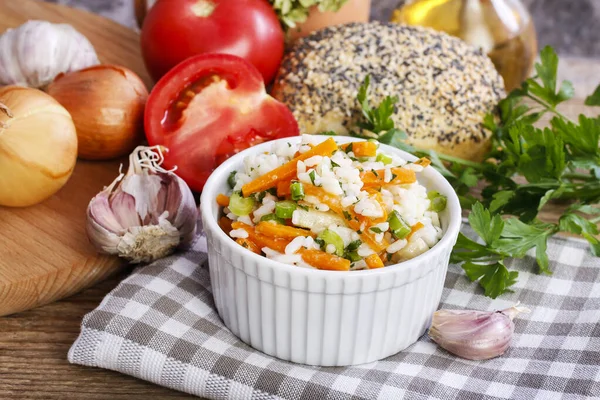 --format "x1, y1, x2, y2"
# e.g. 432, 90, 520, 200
121, 172, 163, 221
88, 191, 125, 234
86, 146, 198, 263
169, 177, 198, 245
110, 190, 142, 229
428, 304, 530, 361
86, 202, 122, 254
